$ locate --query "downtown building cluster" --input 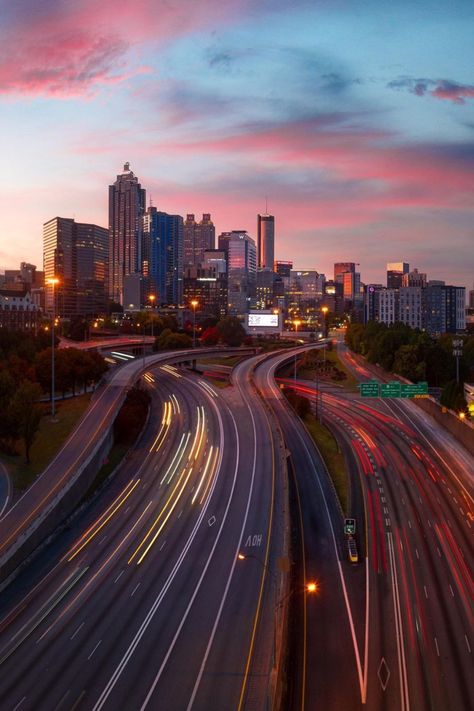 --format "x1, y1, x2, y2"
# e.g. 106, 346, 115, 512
0, 163, 471, 336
